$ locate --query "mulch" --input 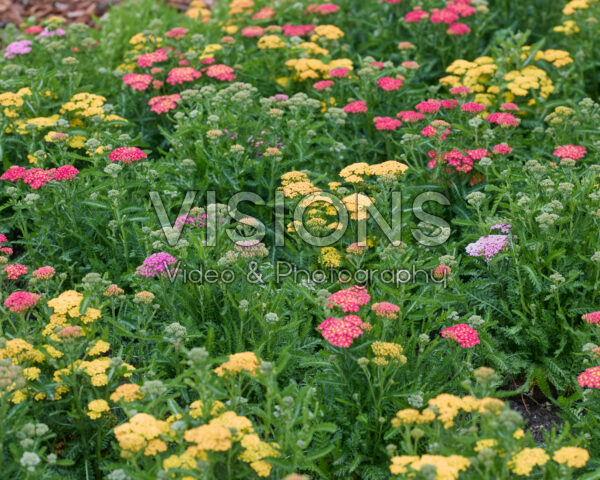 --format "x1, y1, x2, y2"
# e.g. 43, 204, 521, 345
0, 0, 194, 28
